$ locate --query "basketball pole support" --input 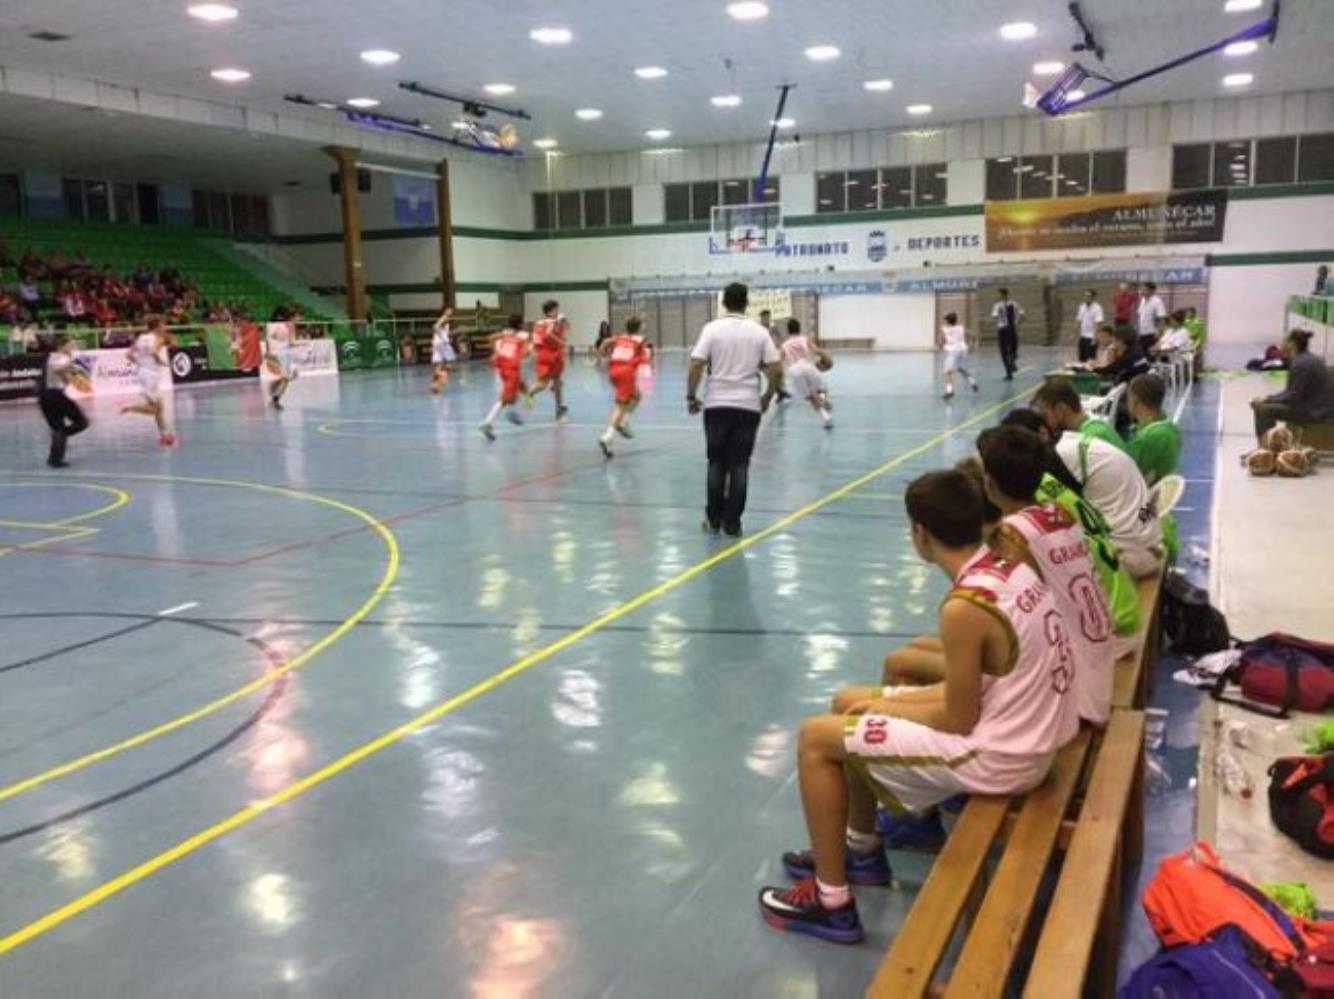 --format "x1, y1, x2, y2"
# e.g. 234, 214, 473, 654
755, 84, 794, 203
